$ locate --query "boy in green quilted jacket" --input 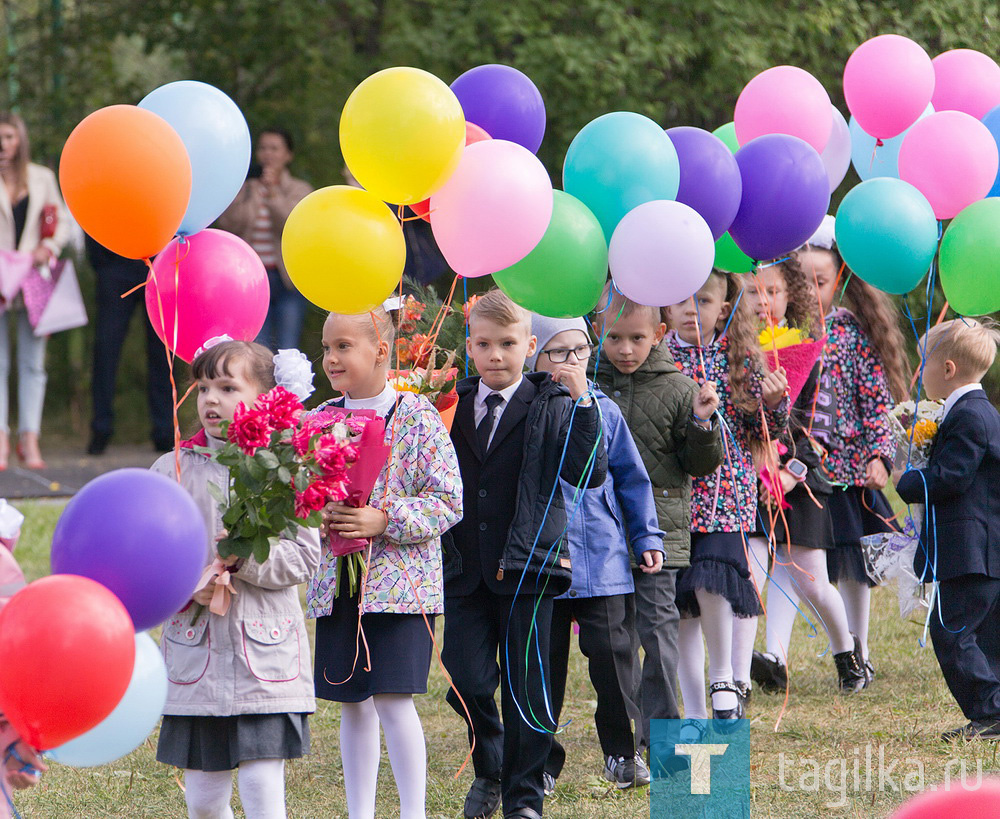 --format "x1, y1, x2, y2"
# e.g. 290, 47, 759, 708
592, 283, 724, 756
